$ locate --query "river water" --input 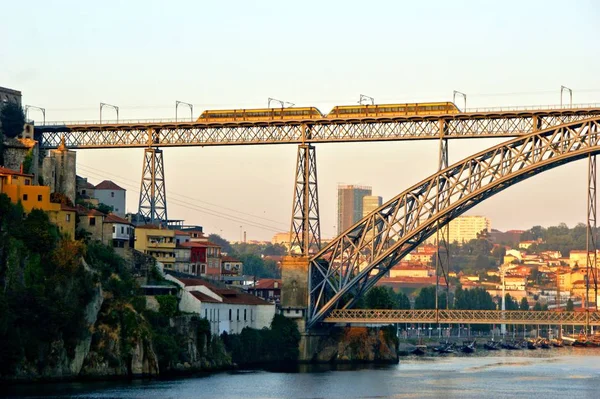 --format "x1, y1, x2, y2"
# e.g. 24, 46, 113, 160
5, 347, 600, 398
